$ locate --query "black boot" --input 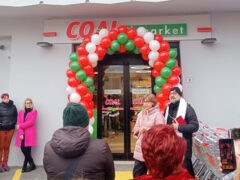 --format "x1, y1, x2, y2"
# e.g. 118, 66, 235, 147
22, 159, 28, 173
28, 161, 36, 172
